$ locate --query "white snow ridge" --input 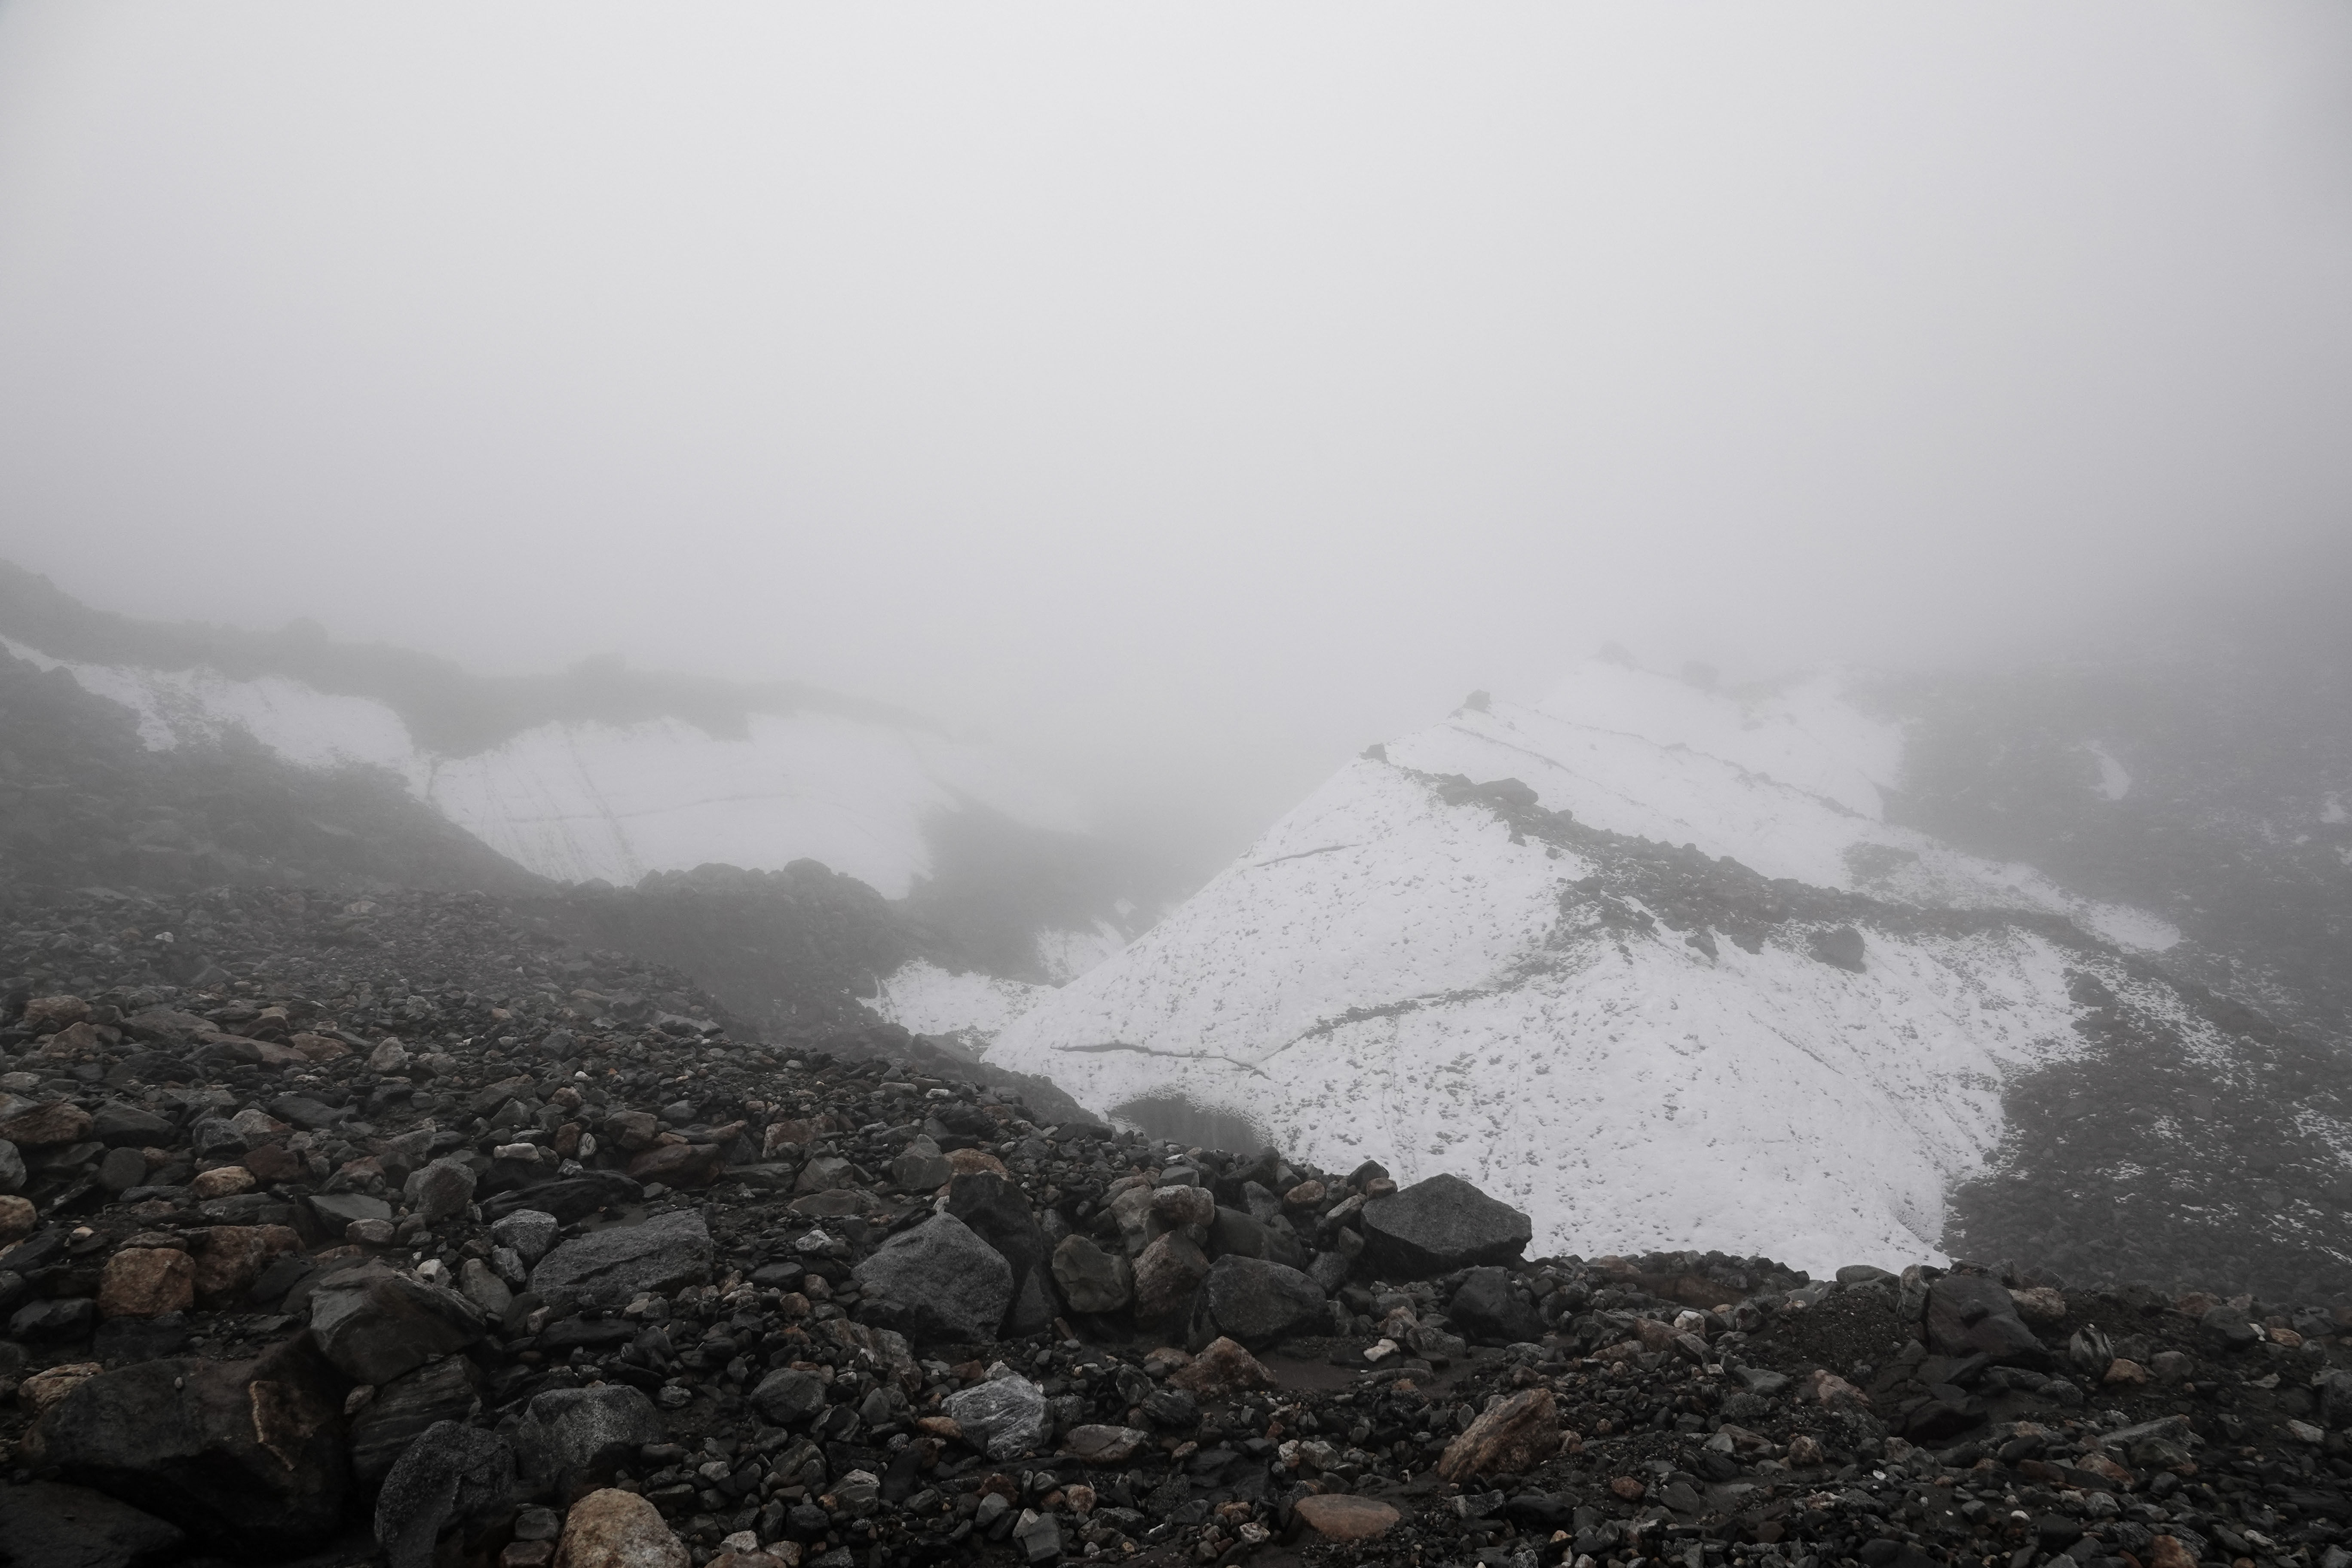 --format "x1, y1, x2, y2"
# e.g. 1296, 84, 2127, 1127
0, 636, 1085, 903
983, 662, 2190, 1276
